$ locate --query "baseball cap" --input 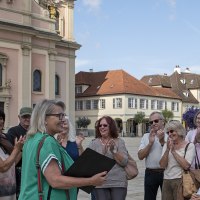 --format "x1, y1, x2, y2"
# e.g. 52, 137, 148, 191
19, 107, 32, 116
